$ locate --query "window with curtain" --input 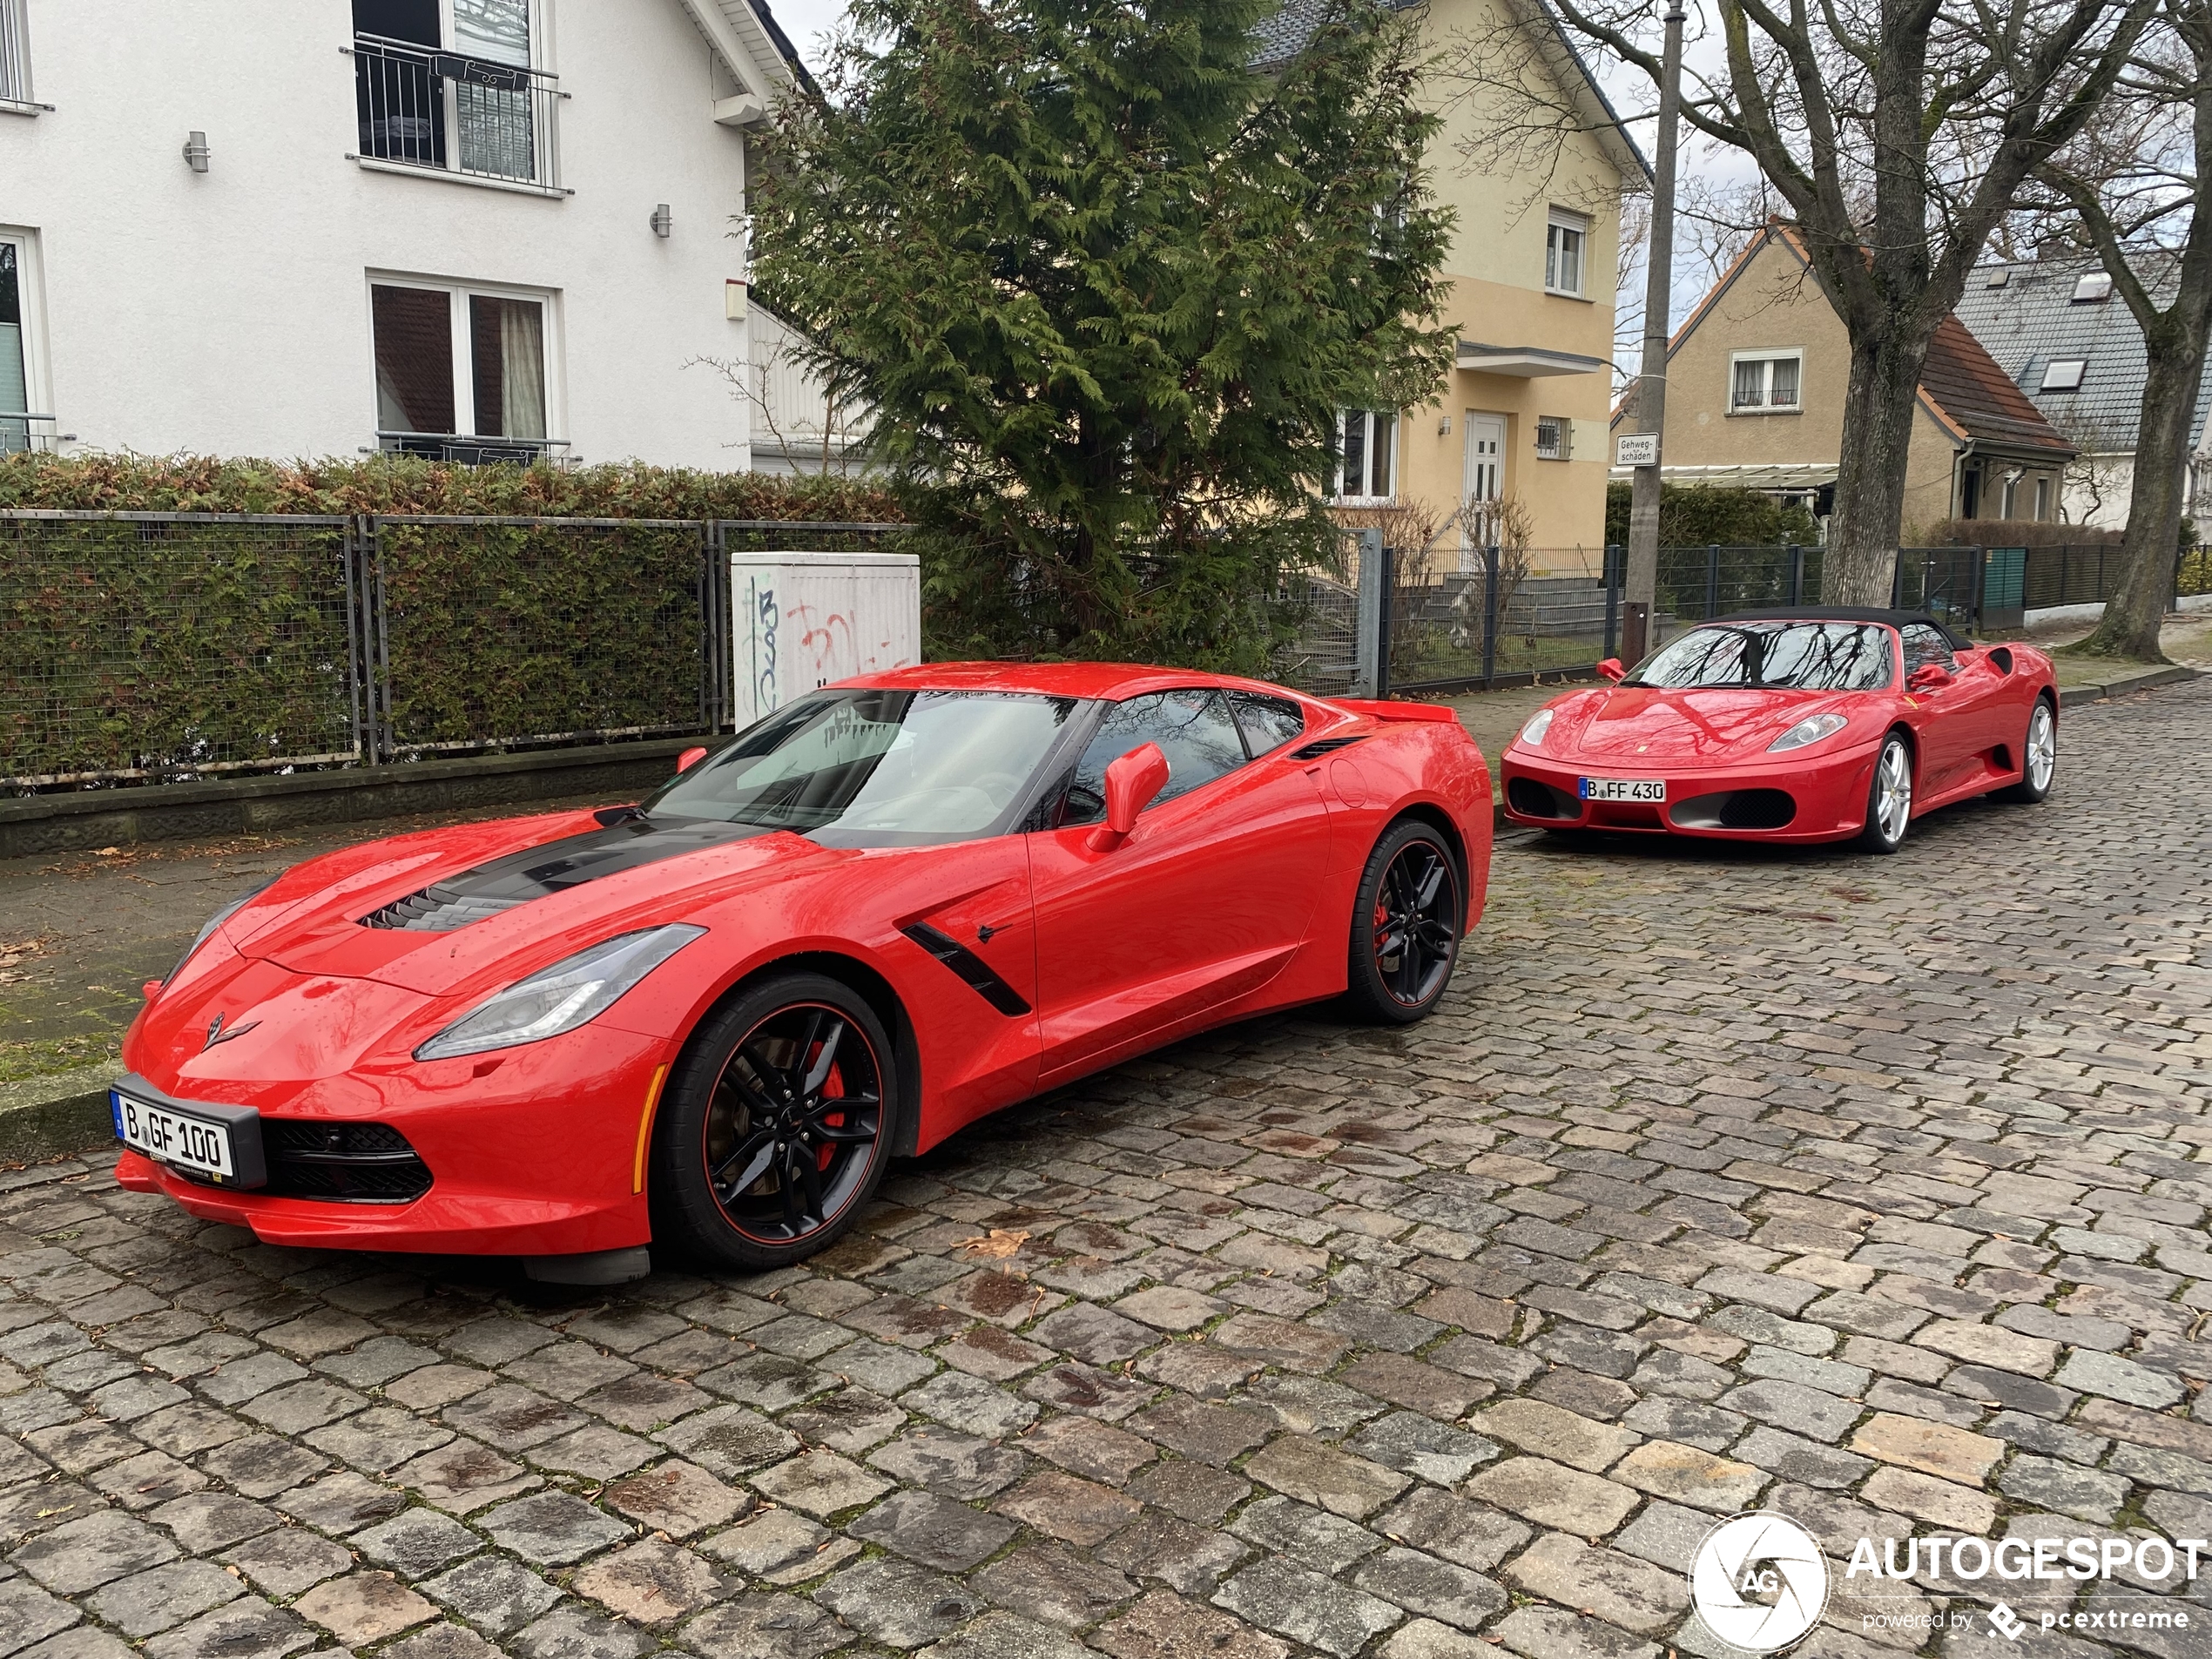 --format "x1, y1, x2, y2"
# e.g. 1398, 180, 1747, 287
0, 241, 30, 454
453, 0, 535, 180
470, 295, 546, 439
1730, 352, 1803, 412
